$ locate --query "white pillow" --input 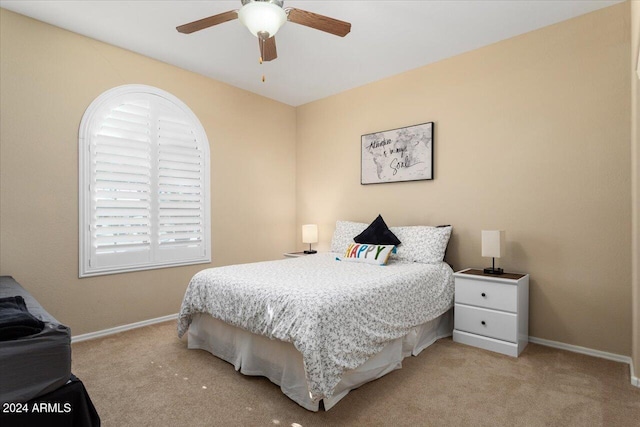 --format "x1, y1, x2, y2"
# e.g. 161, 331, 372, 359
338, 243, 396, 265
330, 220, 368, 254
390, 225, 452, 263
